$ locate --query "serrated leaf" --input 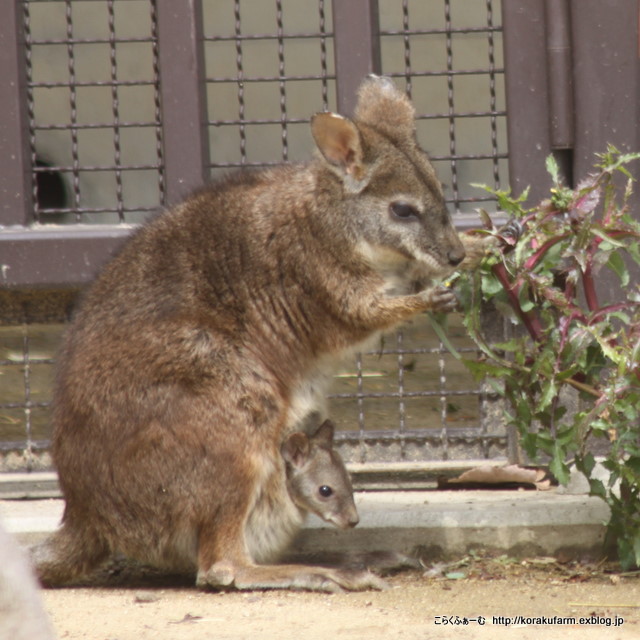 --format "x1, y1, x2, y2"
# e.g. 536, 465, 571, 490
538, 380, 558, 412
588, 477, 607, 500
546, 154, 560, 185
579, 452, 596, 477
481, 273, 504, 297
428, 313, 462, 361
550, 445, 570, 486
625, 456, 640, 475
592, 228, 627, 248
606, 252, 630, 286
